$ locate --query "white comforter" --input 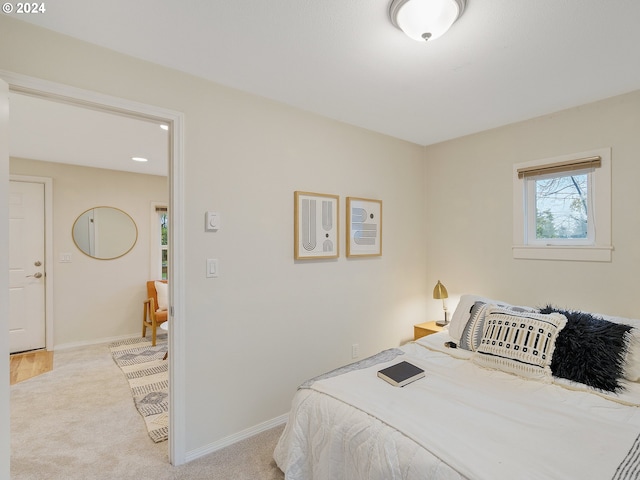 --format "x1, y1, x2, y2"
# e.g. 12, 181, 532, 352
274, 332, 640, 480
